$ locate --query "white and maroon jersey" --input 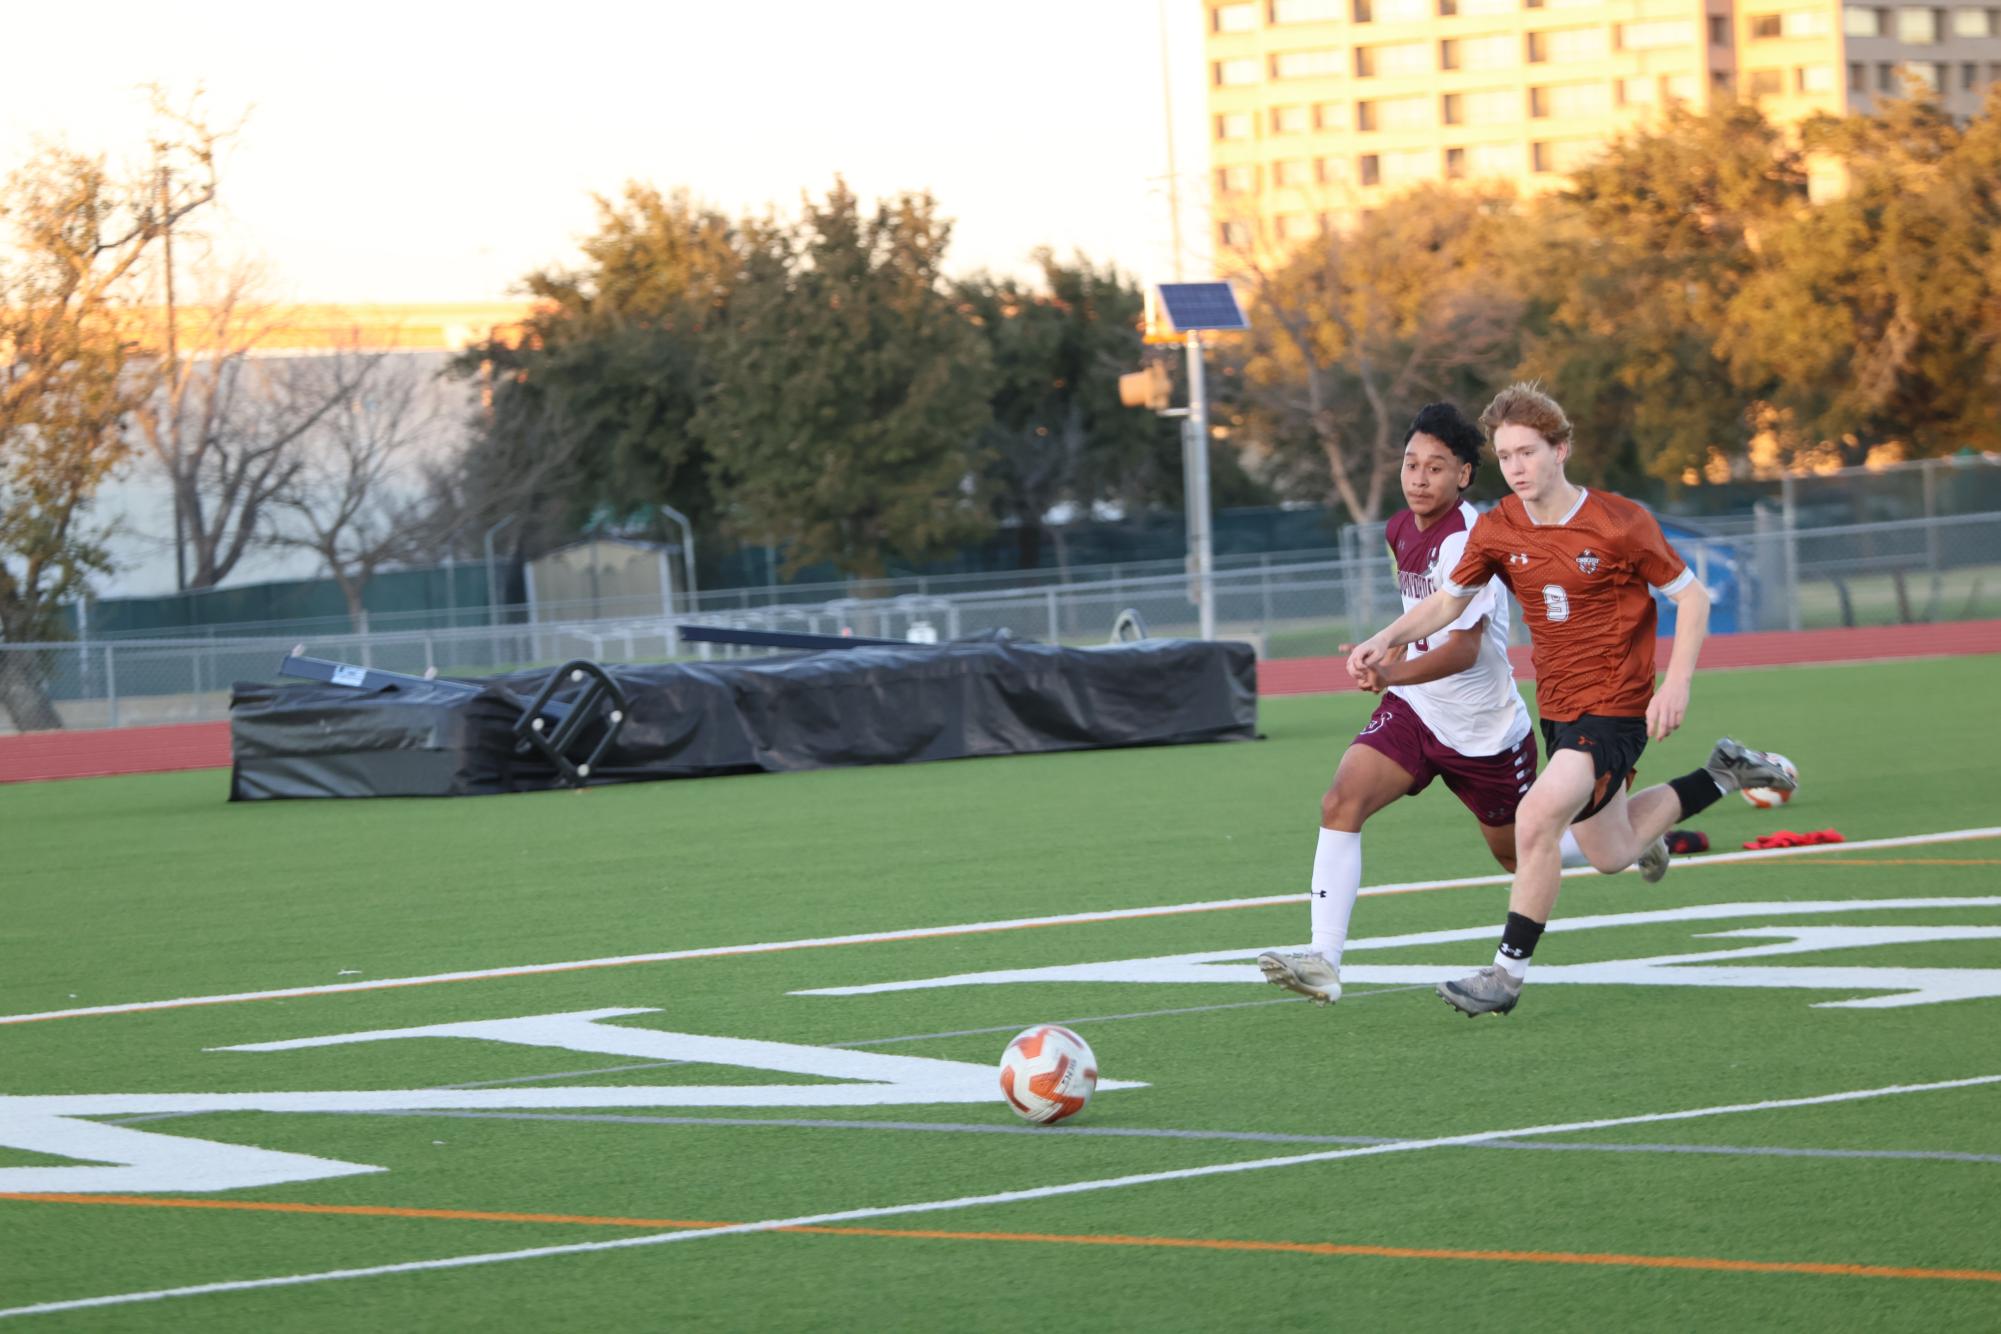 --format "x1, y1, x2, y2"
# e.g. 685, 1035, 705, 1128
1384, 500, 1532, 757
